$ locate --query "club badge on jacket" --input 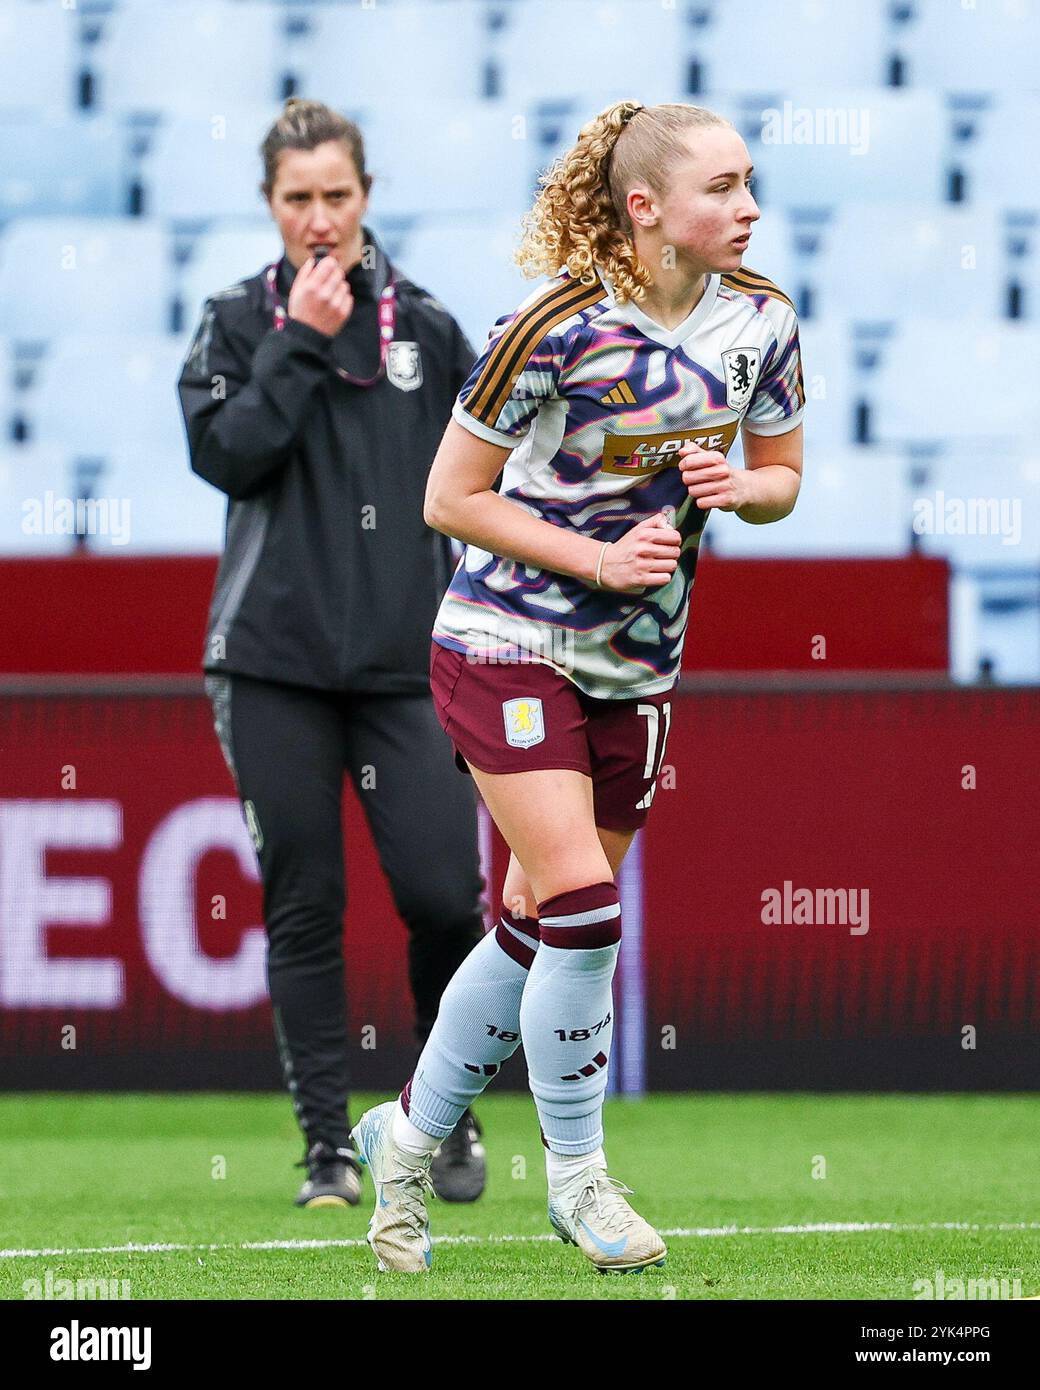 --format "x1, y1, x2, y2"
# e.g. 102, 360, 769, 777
387, 341, 423, 392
